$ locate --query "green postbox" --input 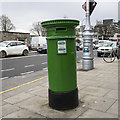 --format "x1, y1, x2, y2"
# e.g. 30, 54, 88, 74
42, 19, 79, 110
